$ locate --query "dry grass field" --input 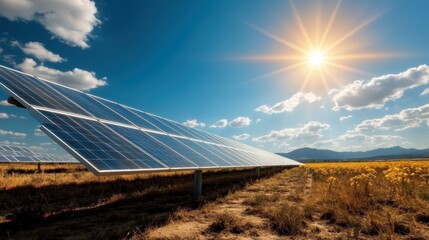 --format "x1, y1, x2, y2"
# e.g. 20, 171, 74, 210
1, 160, 429, 239
0, 163, 278, 239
